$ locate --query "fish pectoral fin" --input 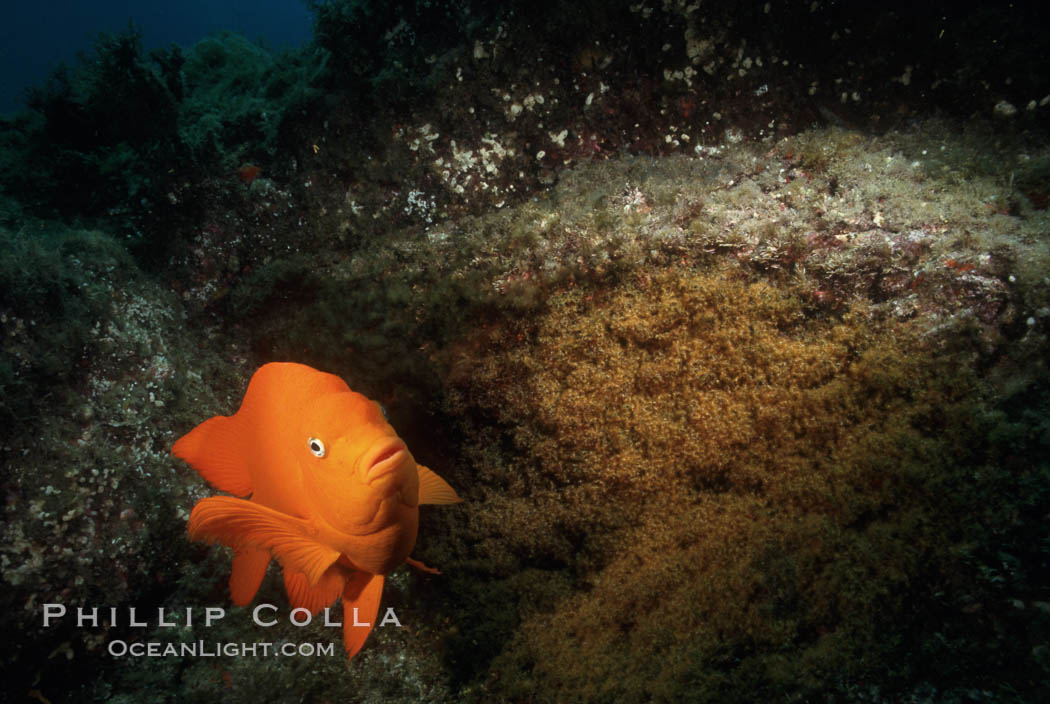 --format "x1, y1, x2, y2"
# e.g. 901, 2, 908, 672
173, 416, 253, 497
405, 556, 441, 575
342, 572, 385, 660
416, 464, 463, 505
188, 496, 340, 586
